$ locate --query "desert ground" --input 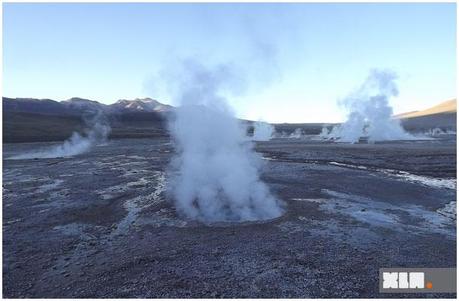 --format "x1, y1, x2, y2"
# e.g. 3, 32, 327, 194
3, 136, 456, 298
